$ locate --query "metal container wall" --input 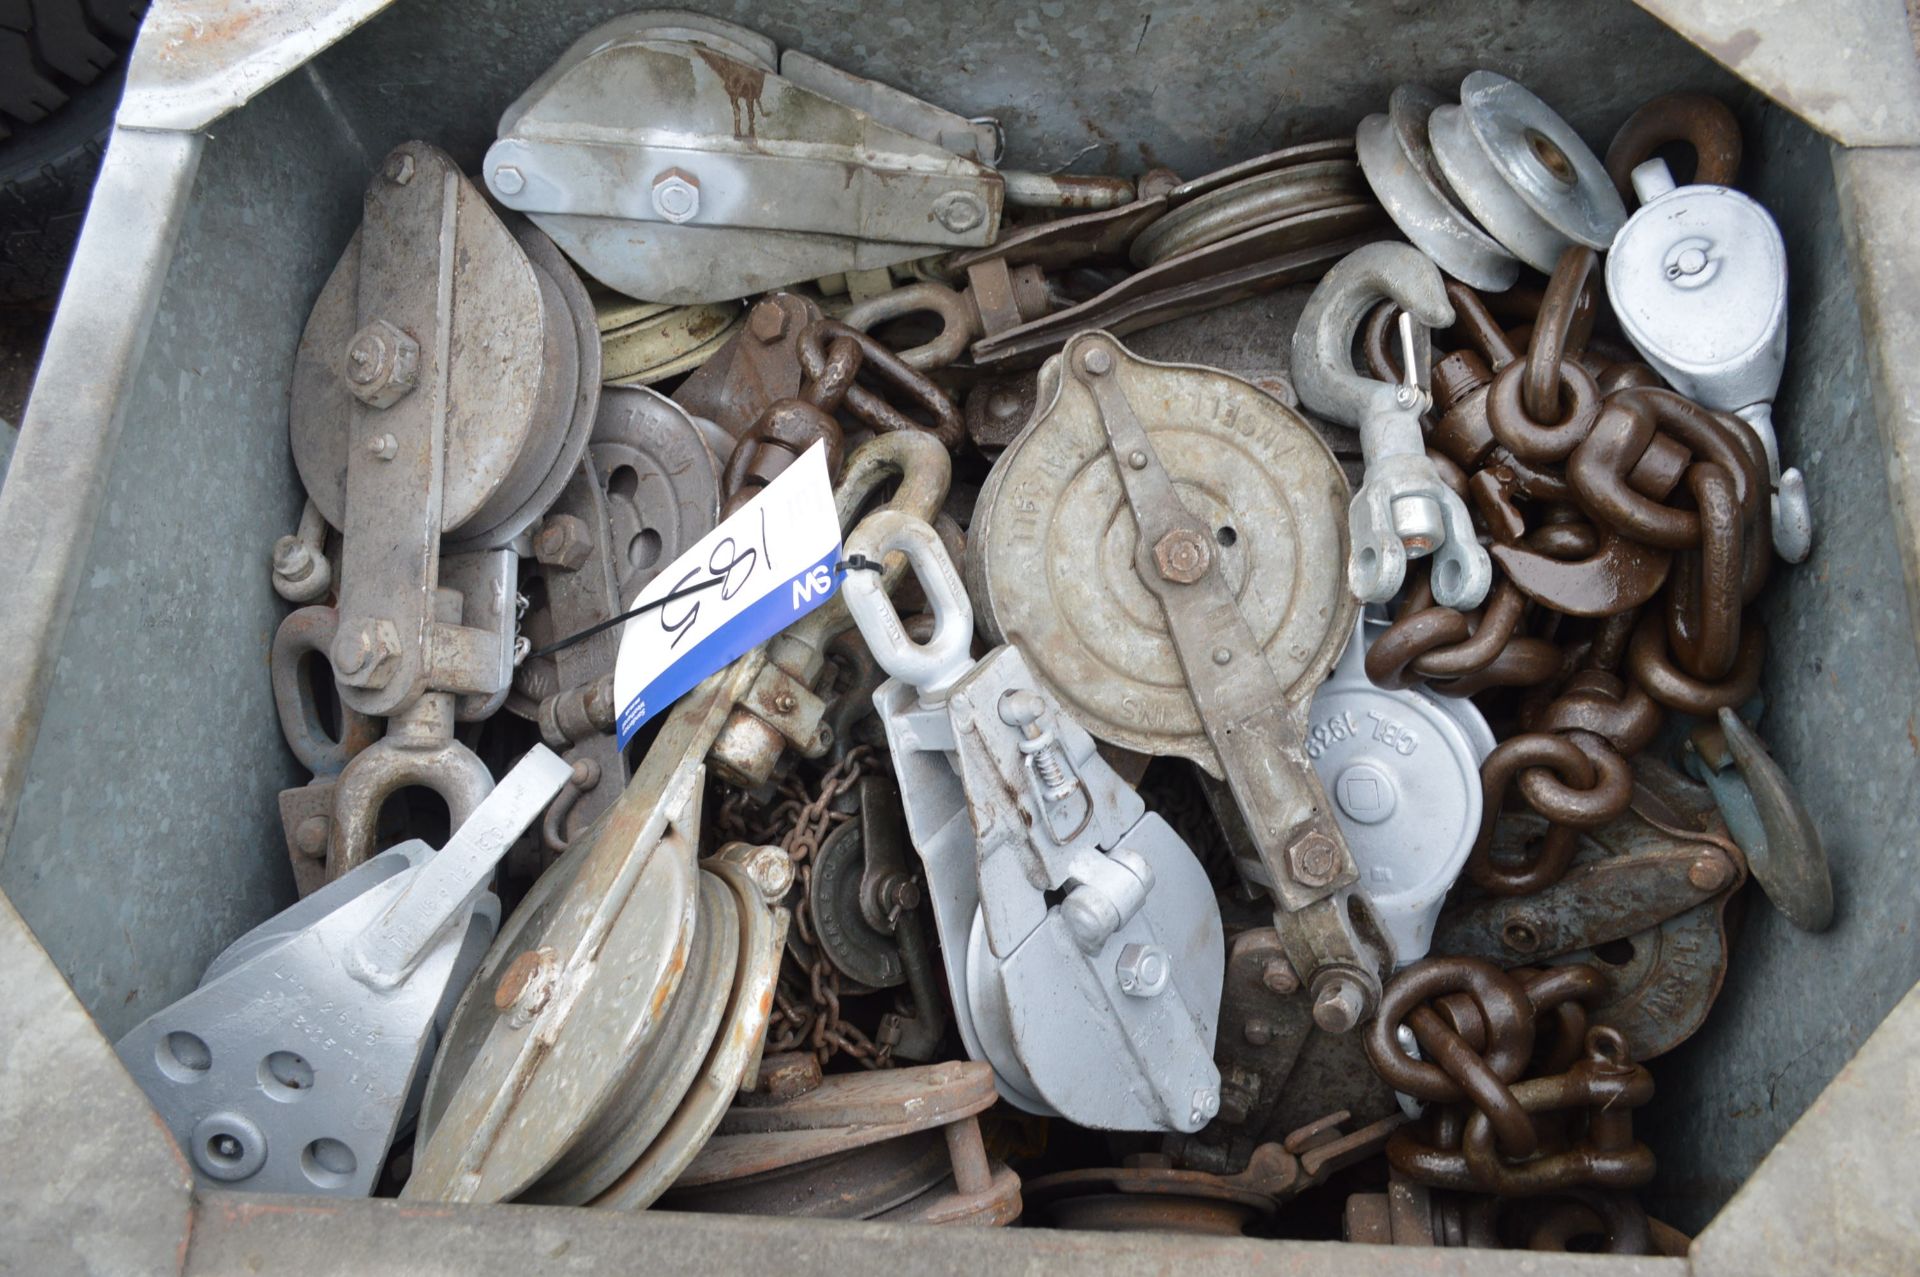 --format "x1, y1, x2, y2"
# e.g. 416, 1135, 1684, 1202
2, 1, 1917, 1272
